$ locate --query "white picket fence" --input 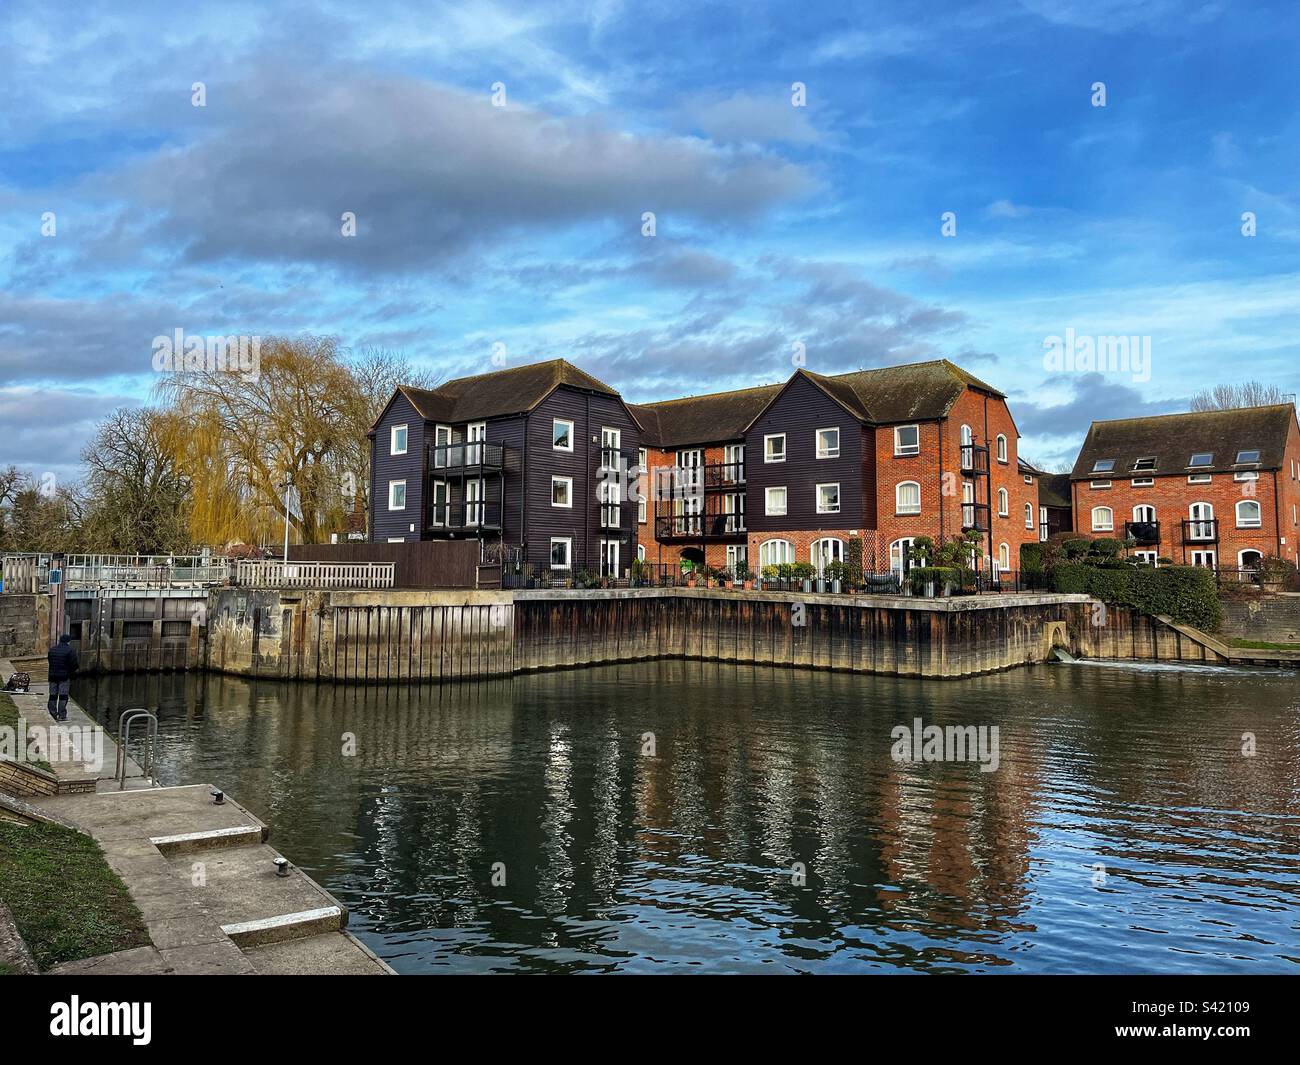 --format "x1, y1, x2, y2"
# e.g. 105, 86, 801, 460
235, 560, 395, 589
